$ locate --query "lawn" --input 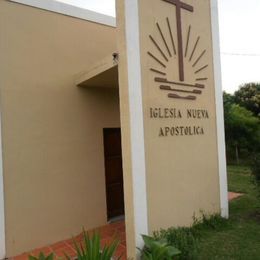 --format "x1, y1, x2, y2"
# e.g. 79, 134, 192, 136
195, 165, 260, 259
